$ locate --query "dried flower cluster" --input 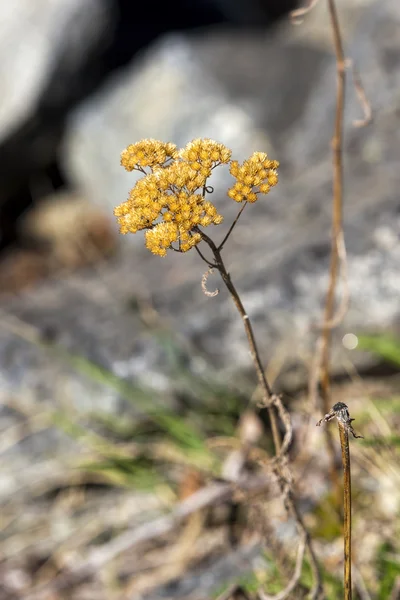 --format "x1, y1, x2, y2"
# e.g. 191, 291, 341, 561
228, 153, 279, 203
114, 138, 279, 256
